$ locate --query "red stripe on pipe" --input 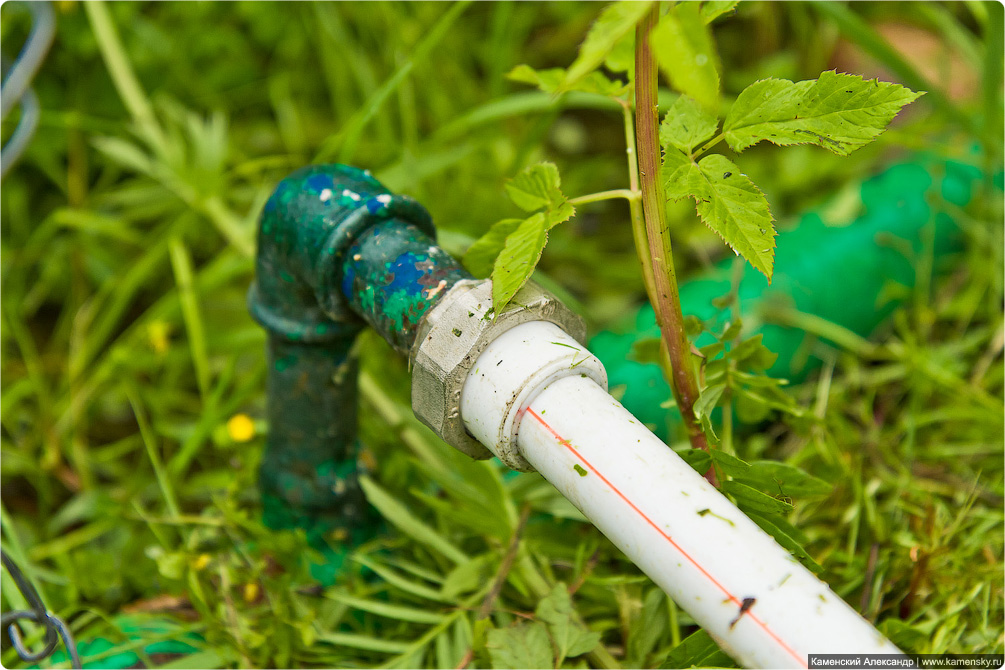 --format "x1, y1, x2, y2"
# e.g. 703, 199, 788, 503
525, 407, 806, 669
